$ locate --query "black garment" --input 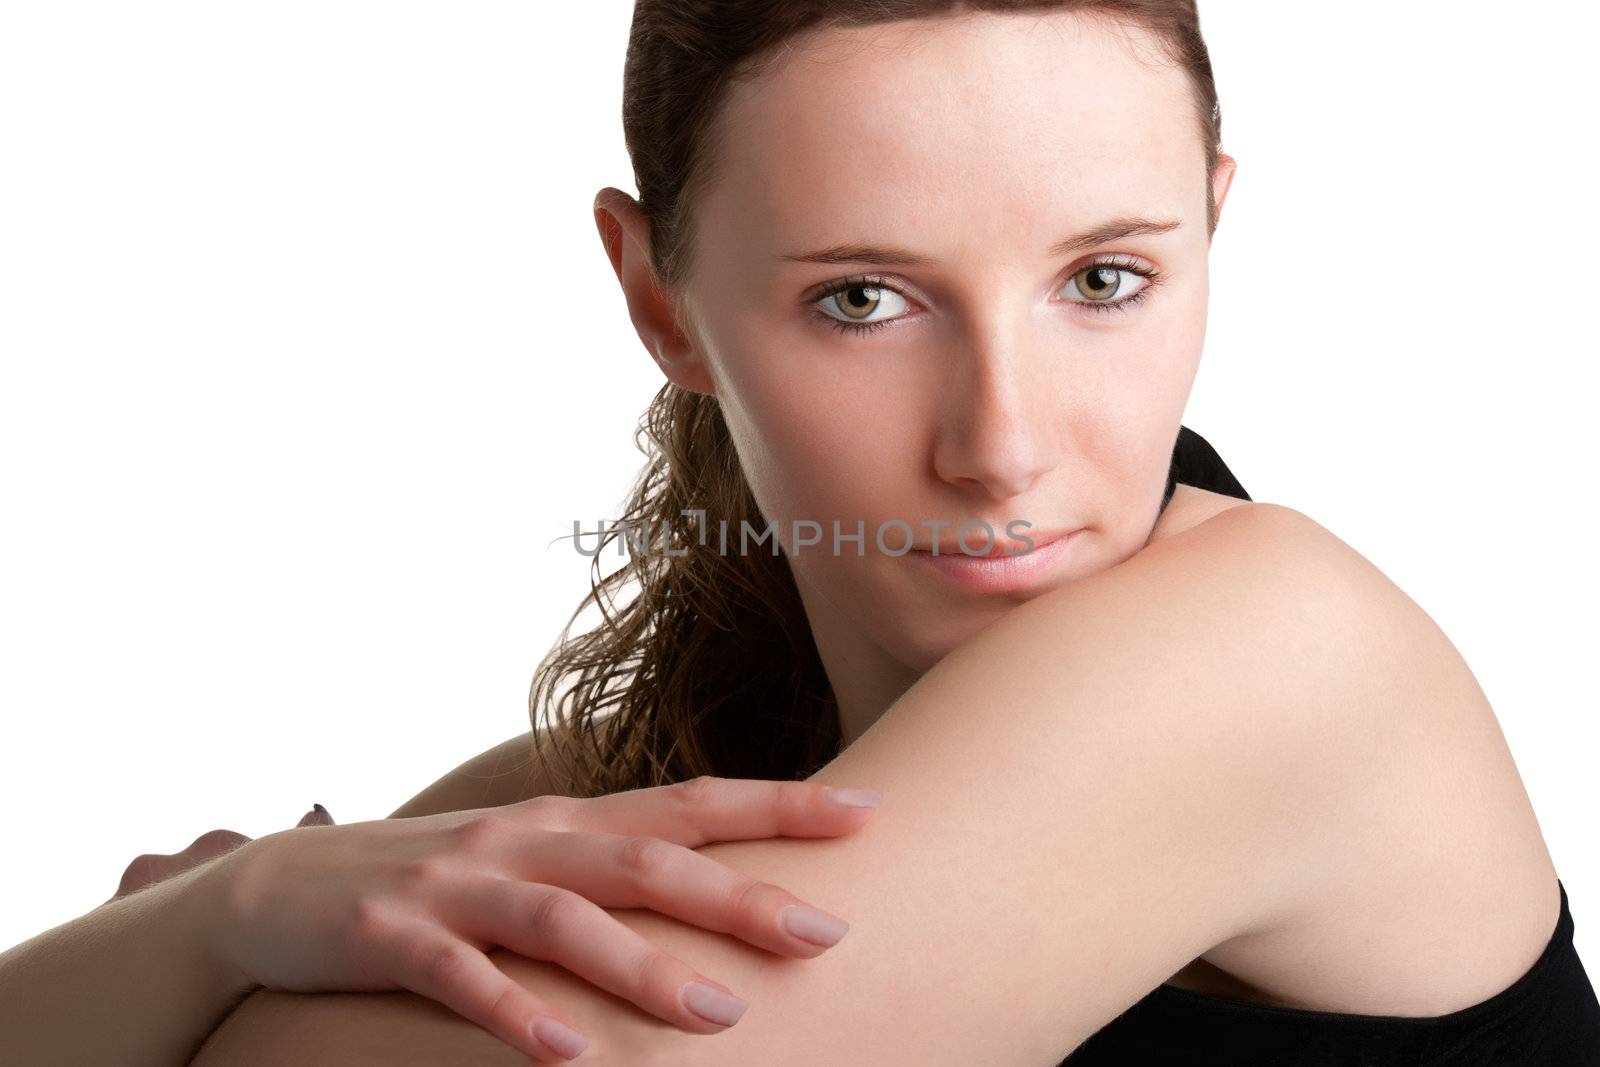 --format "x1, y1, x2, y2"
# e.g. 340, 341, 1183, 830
1061, 880, 1600, 1066
1161, 424, 1251, 512
1065, 426, 1600, 1065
